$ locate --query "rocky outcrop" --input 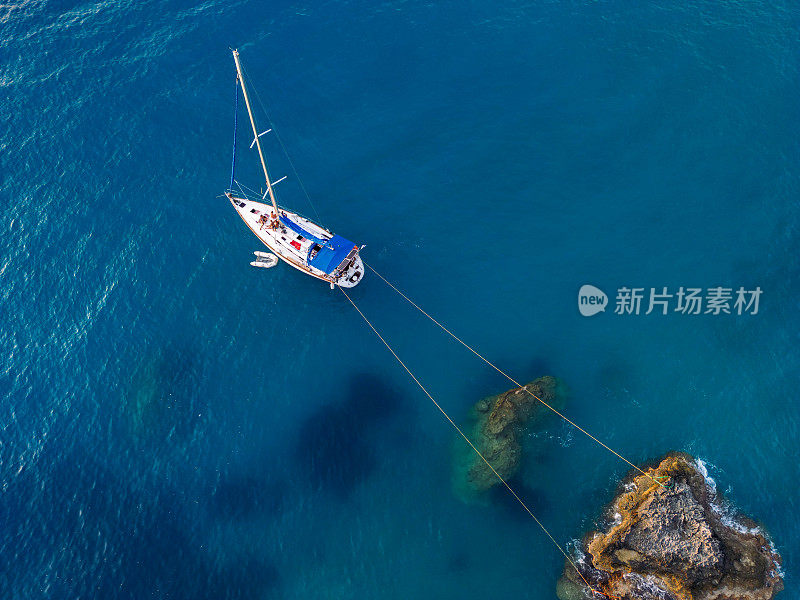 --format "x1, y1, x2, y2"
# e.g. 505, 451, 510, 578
557, 453, 783, 600
461, 376, 559, 492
